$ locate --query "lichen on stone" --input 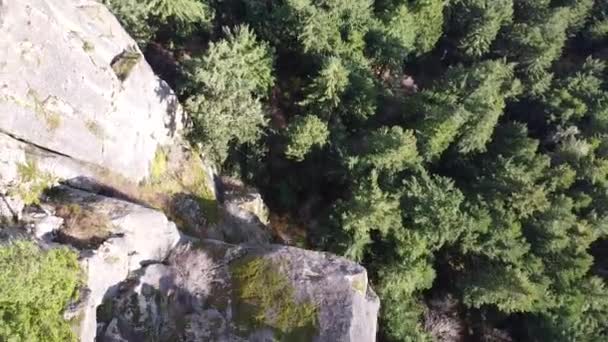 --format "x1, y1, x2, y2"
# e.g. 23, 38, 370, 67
85, 119, 105, 139
230, 256, 318, 341
111, 46, 141, 82
26, 88, 62, 130
351, 277, 367, 295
